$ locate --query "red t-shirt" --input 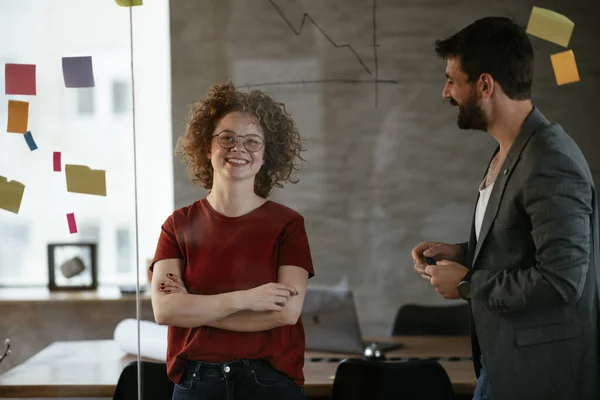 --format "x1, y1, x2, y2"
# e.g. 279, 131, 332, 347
151, 198, 315, 386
